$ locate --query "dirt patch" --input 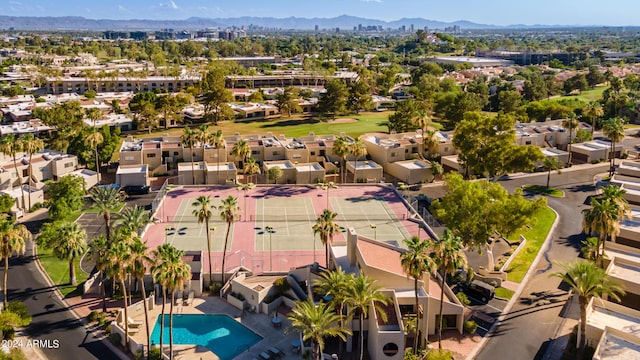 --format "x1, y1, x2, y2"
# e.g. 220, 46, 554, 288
326, 118, 357, 124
